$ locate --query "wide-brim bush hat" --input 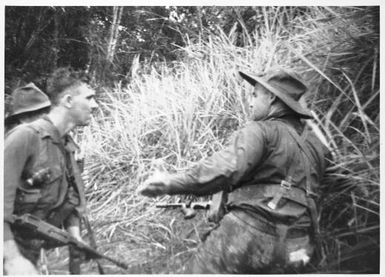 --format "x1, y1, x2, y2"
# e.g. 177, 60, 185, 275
6, 83, 51, 121
239, 68, 313, 119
